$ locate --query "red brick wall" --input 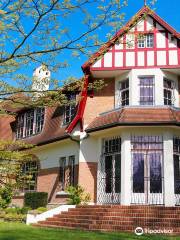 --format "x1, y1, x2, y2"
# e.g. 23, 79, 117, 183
84, 78, 115, 126
37, 165, 79, 204
0, 115, 14, 140
78, 162, 97, 203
